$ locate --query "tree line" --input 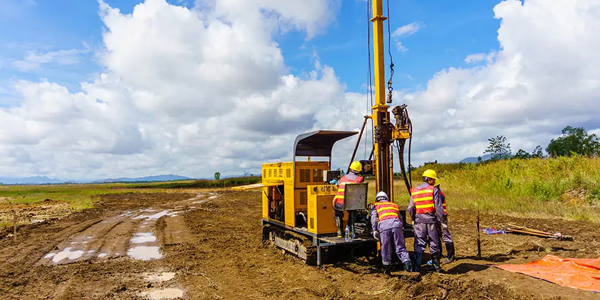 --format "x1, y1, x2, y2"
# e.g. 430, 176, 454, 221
483, 126, 600, 161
